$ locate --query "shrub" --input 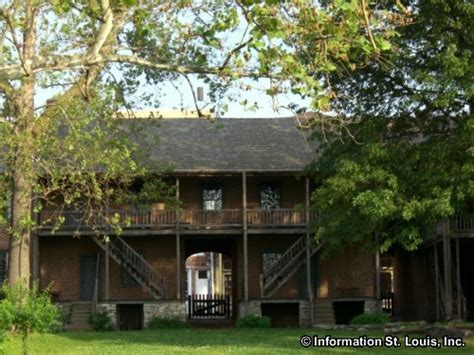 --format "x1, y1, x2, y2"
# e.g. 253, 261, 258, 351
0, 281, 60, 354
236, 315, 271, 328
88, 312, 115, 331
51, 306, 72, 333
350, 312, 390, 325
147, 317, 190, 329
